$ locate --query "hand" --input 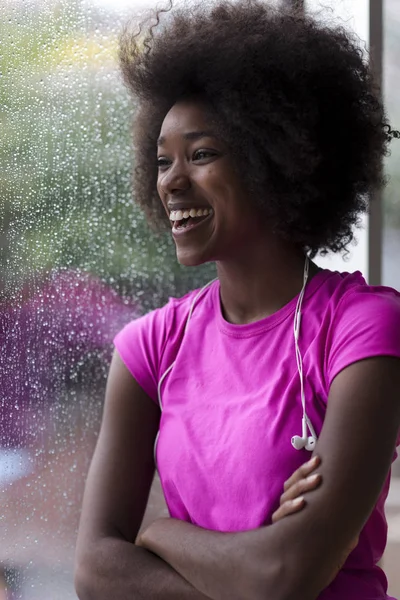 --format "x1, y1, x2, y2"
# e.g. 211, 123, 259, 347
138, 458, 323, 546
136, 526, 154, 550
136, 531, 146, 548
136, 518, 170, 552
271, 455, 322, 523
